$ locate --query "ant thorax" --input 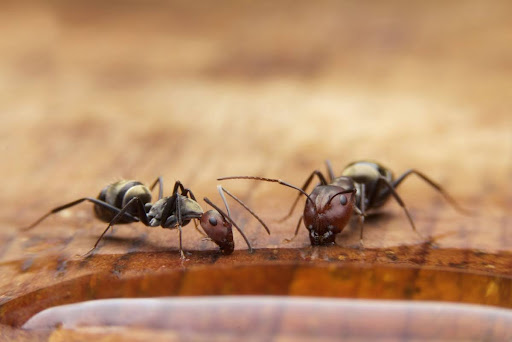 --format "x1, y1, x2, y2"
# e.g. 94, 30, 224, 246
147, 195, 203, 228
146, 197, 168, 226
